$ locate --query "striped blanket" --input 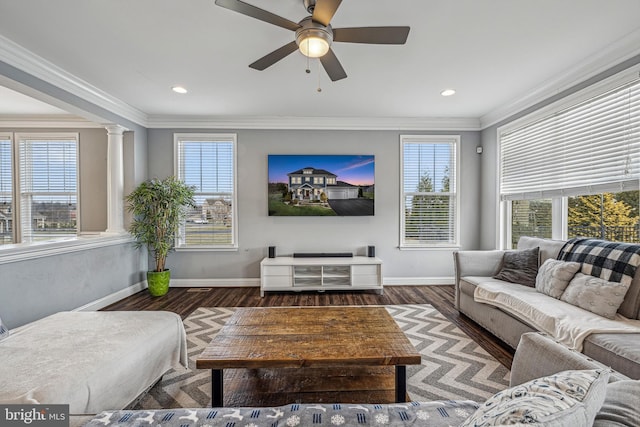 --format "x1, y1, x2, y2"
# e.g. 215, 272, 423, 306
557, 238, 640, 286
